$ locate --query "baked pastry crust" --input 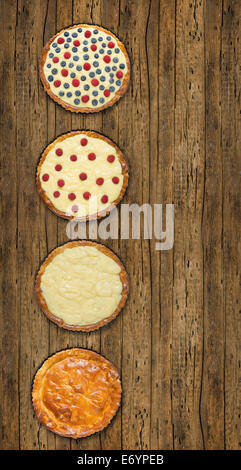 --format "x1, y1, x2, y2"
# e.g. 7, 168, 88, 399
39, 24, 130, 113
36, 130, 129, 222
35, 240, 129, 331
32, 348, 121, 438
